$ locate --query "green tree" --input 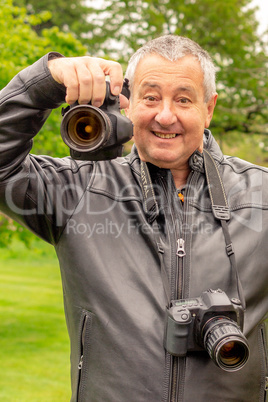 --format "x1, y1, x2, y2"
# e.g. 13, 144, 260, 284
0, 0, 87, 246
84, 0, 268, 146
0, 0, 86, 84
13, 0, 90, 38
